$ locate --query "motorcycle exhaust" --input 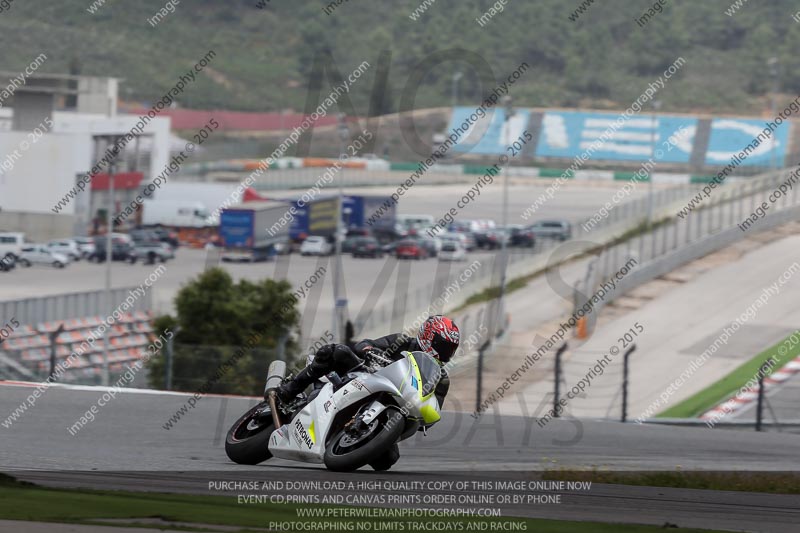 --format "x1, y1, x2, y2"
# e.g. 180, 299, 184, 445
264, 361, 287, 429
264, 360, 287, 394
